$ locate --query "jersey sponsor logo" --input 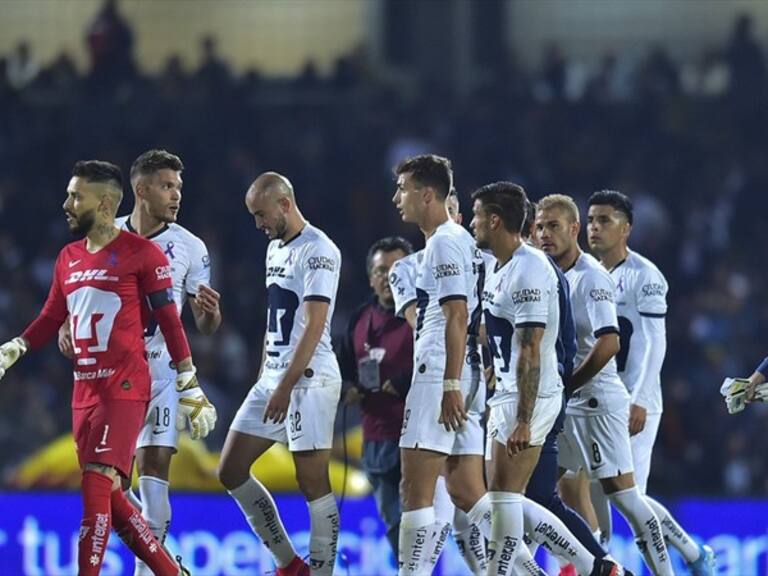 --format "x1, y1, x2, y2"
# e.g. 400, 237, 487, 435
73, 368, 117, 380
481, 290, 497, 306
511, 288, 541, 304
202, 254, 211, 268
641, 283, 665, 297
64, 269, 118, 284
433, 262, 460, 279
155, 265, 172, 280
266, 266, 289, 278
589, 288, 613, 302
308, 255, 336, 272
